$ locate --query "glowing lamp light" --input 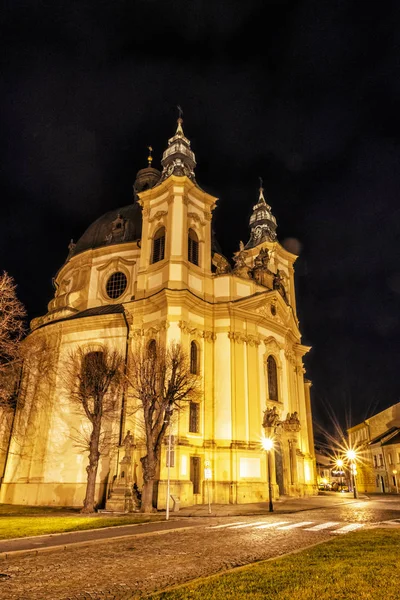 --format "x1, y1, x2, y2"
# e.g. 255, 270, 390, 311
336, 458, 344, 468
262, 437, 274, 452
346, 449, 356, 461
